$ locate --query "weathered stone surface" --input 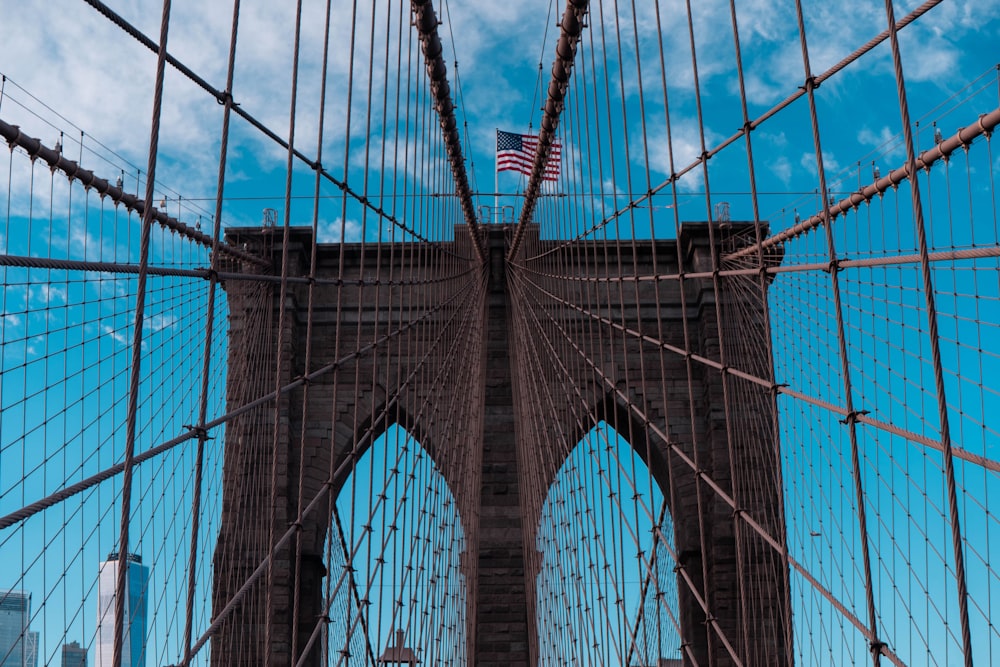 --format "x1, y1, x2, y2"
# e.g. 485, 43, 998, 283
213, 223, 791, 666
